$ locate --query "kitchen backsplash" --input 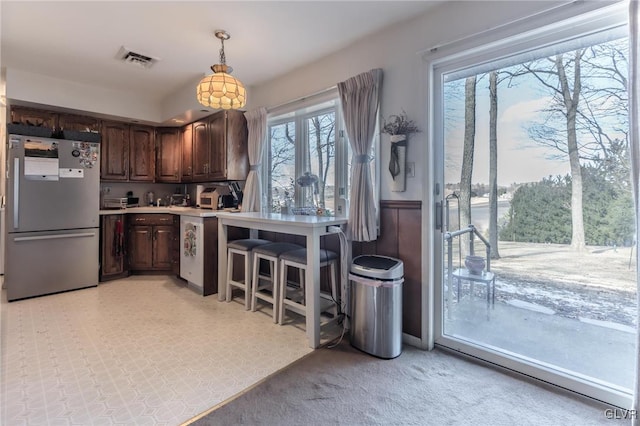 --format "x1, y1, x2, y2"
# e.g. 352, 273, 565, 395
100, 182, 193, 207
99, 181, 244, 208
